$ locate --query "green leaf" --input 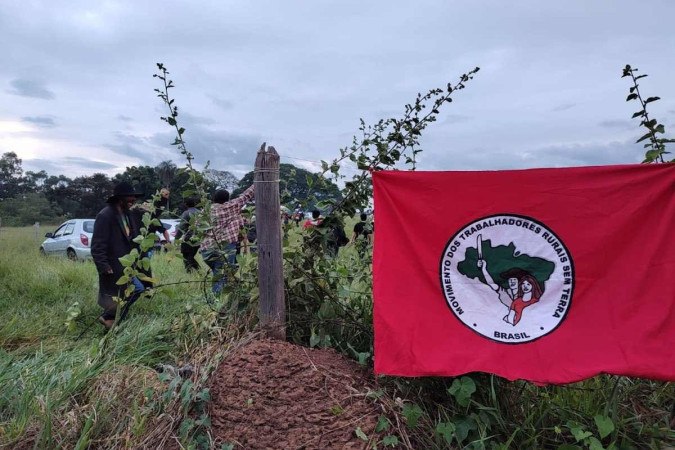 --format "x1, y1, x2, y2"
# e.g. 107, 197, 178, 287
557, 445, 583, 450
402, 403, 423, 428
448, 376, 476, 407
435, 421, 455, 444
625, 93, 638, 101
644, 96, 660, 104
570, 425, 592, 442
588, 437, 605, 450
454, 417, 476, 443
381, 435, 399, 447
354, 427, 368, 441
137, 274, 157, 284
594, 415, 614, 439
636, 131, 652, 143
375, 416, 390, 433
631, 110, 645, 118
309, 331, 320, 348
116, 275, 130, 286
141, 235, 158, 251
